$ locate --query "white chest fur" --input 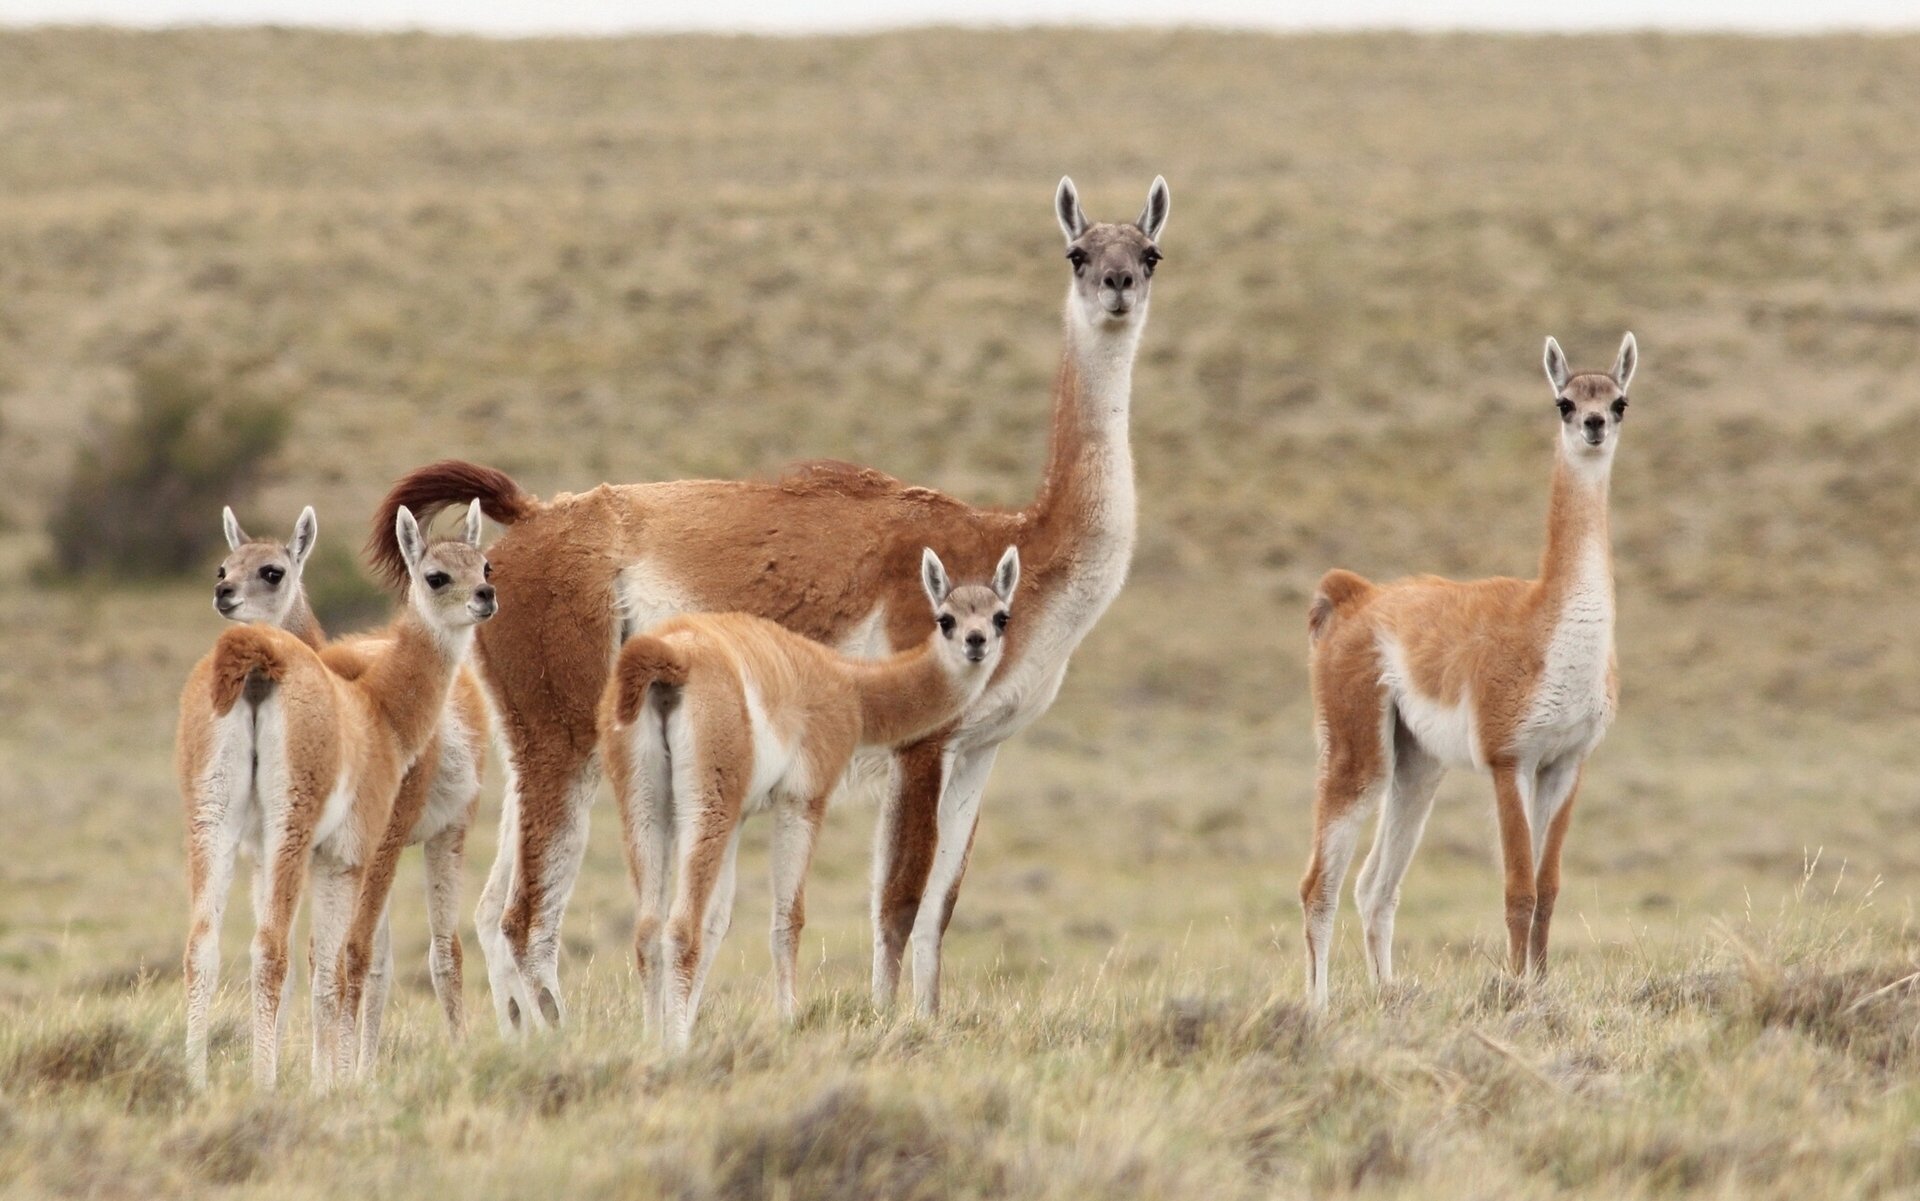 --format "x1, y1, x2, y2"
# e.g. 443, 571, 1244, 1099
1513, 537, 1616, 763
